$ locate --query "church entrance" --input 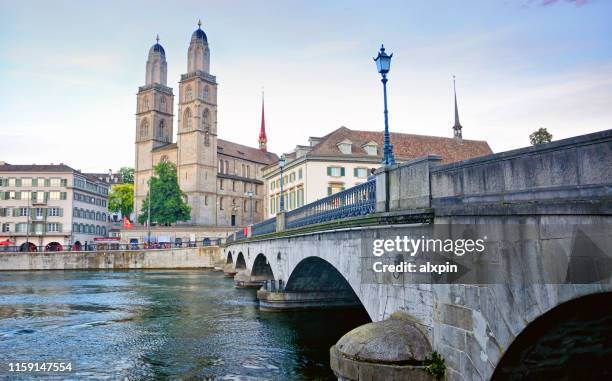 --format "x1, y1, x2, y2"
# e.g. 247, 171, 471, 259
231, 215, 236, 226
